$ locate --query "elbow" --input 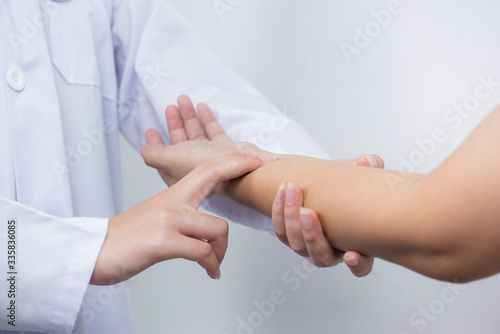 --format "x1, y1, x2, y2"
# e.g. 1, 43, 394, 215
412, 254, 478, 283
407, 227, 493, 283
